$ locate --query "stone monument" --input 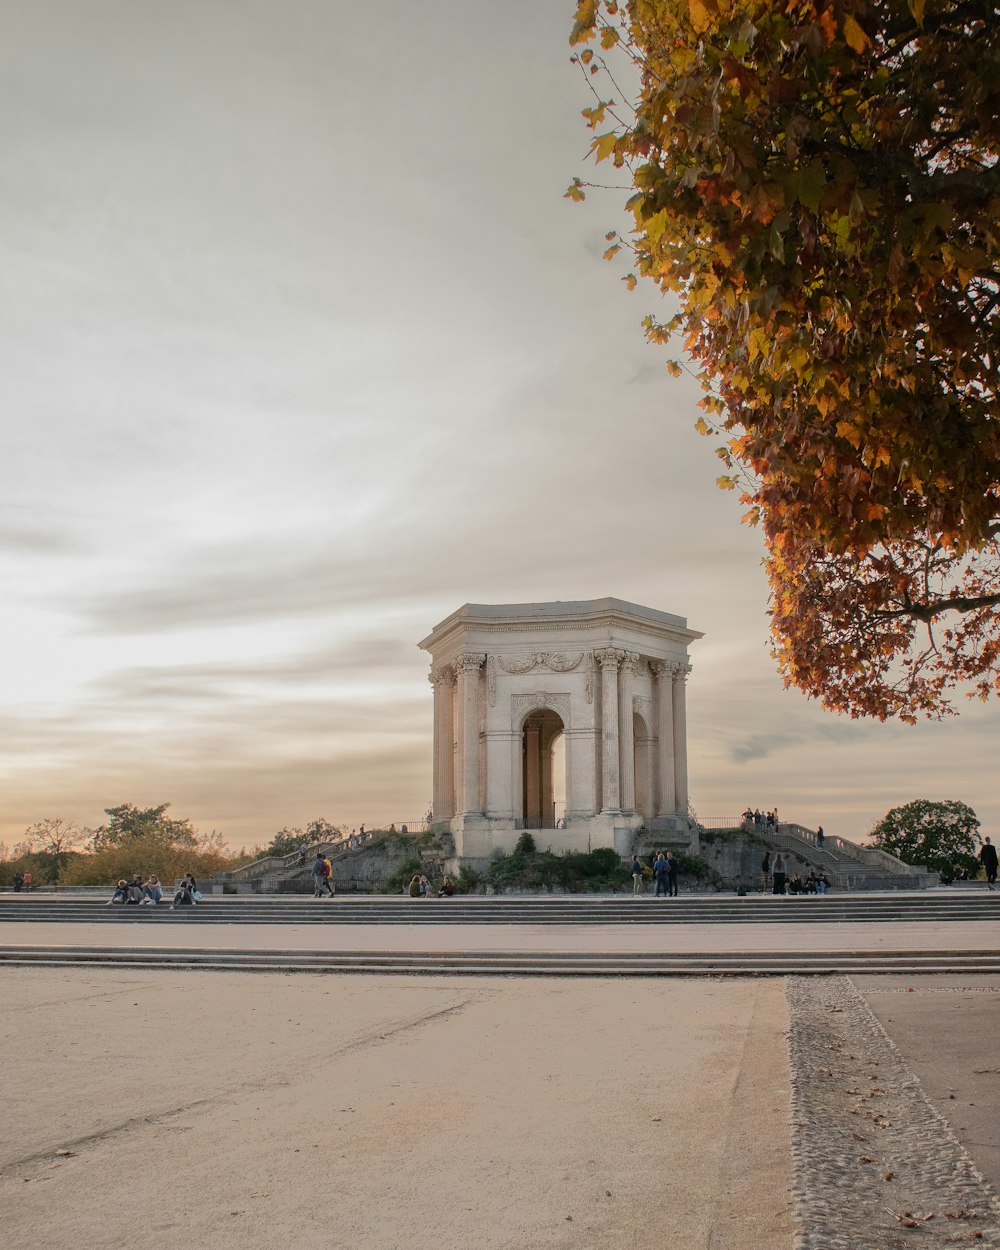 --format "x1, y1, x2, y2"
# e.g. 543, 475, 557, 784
419, 599, 702, 862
